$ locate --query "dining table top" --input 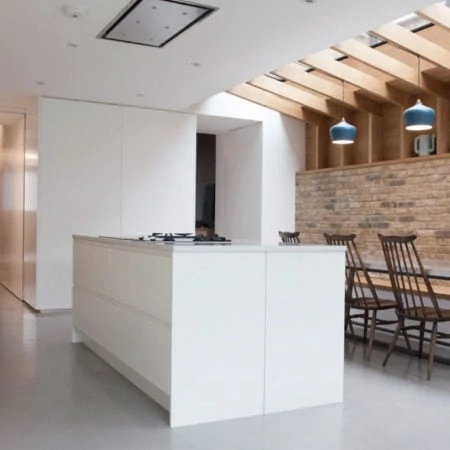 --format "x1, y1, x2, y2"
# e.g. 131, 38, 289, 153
363, 259, 450, 281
